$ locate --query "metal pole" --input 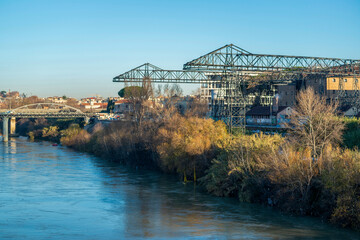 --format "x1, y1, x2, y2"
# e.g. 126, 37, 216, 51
3, 117, 9, 142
